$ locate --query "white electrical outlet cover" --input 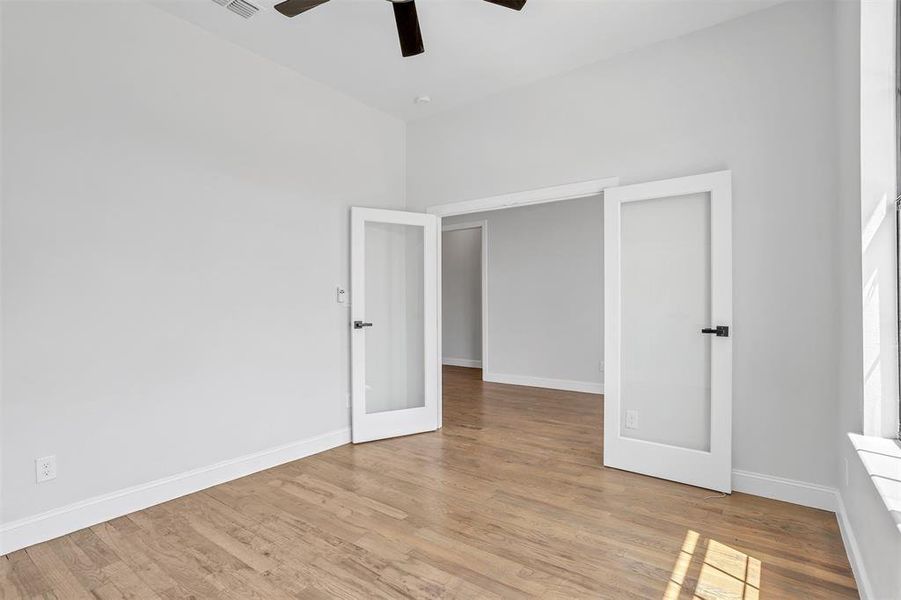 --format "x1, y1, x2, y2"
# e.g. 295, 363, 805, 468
625, 410, 639, 430
35, 455, 57, 483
